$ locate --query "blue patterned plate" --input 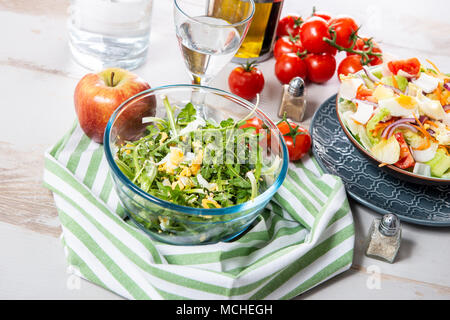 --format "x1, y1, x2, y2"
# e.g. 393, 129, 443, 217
311, 94, 450, 226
